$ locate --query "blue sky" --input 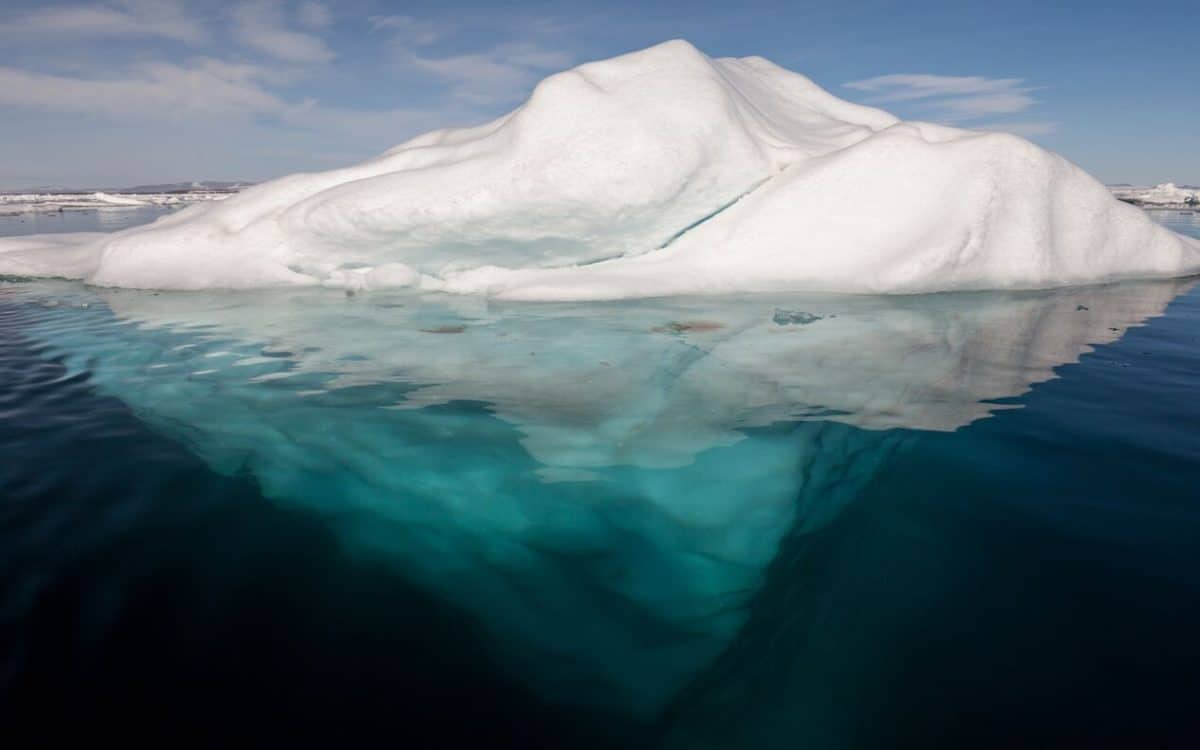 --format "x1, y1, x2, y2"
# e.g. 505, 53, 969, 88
1, 0, 1196, 188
